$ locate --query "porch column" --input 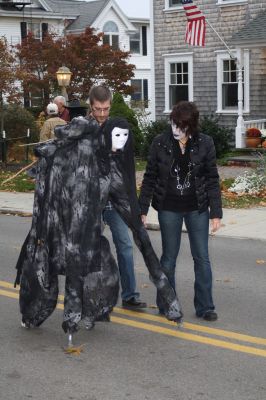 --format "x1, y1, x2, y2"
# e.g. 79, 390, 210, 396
235, 48, 245, 148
